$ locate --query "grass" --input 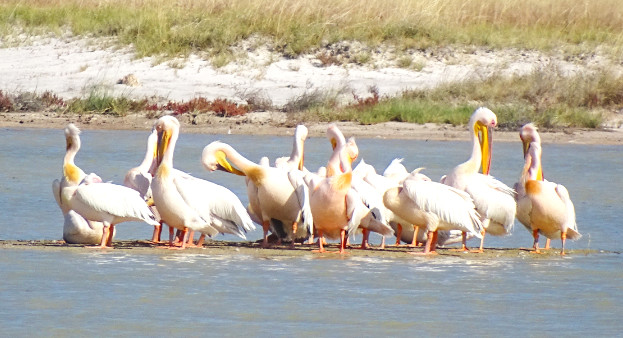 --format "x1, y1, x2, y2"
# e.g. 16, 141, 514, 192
2, 0, 623, 59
